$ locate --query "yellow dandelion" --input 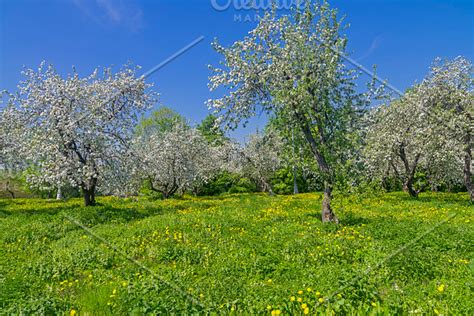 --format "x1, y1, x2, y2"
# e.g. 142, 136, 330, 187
70, 309, 77, 316
371, 302, 377, 307
271, 310, 281, 316
298, 290, 303, 295
304, 307, 309, 315
301, 303, 307, 309
318, 297, 324, 304
297, 297, 303, 302
267, 305, 272, 310
315, 291, 321, 296
437, 284, 445, 293
290, 296, 295, 302
306, 287, 312, 292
